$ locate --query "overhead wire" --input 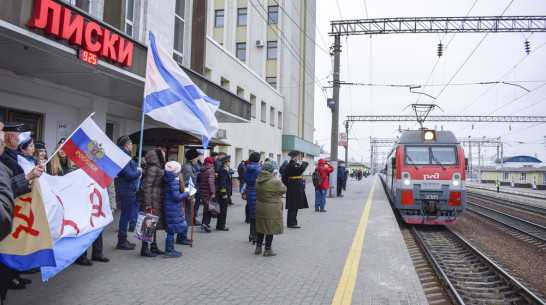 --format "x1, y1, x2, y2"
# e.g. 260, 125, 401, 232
272, 0, 330, 55
248, 0, 327, 99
